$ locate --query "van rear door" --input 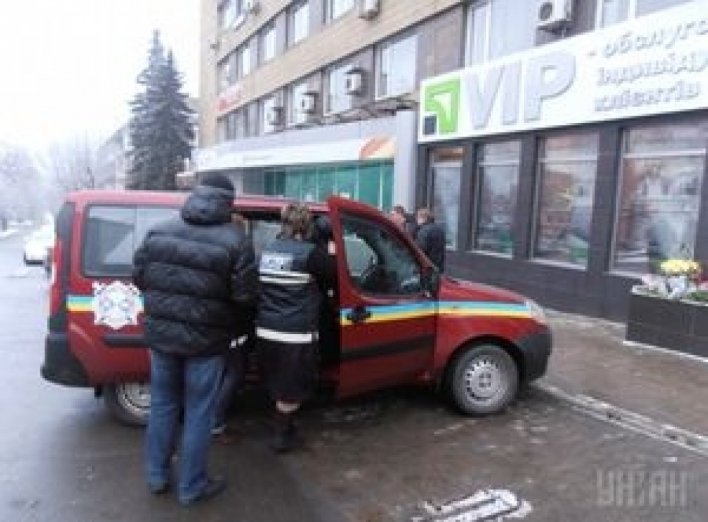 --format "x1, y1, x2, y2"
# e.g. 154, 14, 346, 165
327, 196, 437, 398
